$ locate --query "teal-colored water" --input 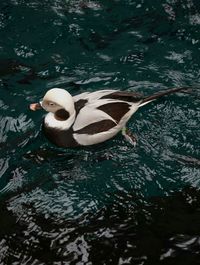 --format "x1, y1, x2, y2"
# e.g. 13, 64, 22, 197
0, 0, 200, 264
